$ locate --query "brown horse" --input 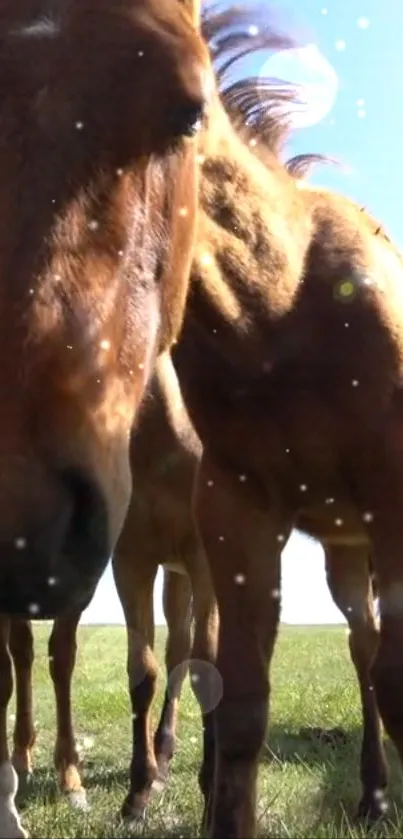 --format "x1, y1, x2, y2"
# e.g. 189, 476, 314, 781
4, 9, 387, 833
163, 5, 403, 837
5, 29, 387, 826
6, 350, 381, 830
5, 350, 219, 823
0, 0, 210, 833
